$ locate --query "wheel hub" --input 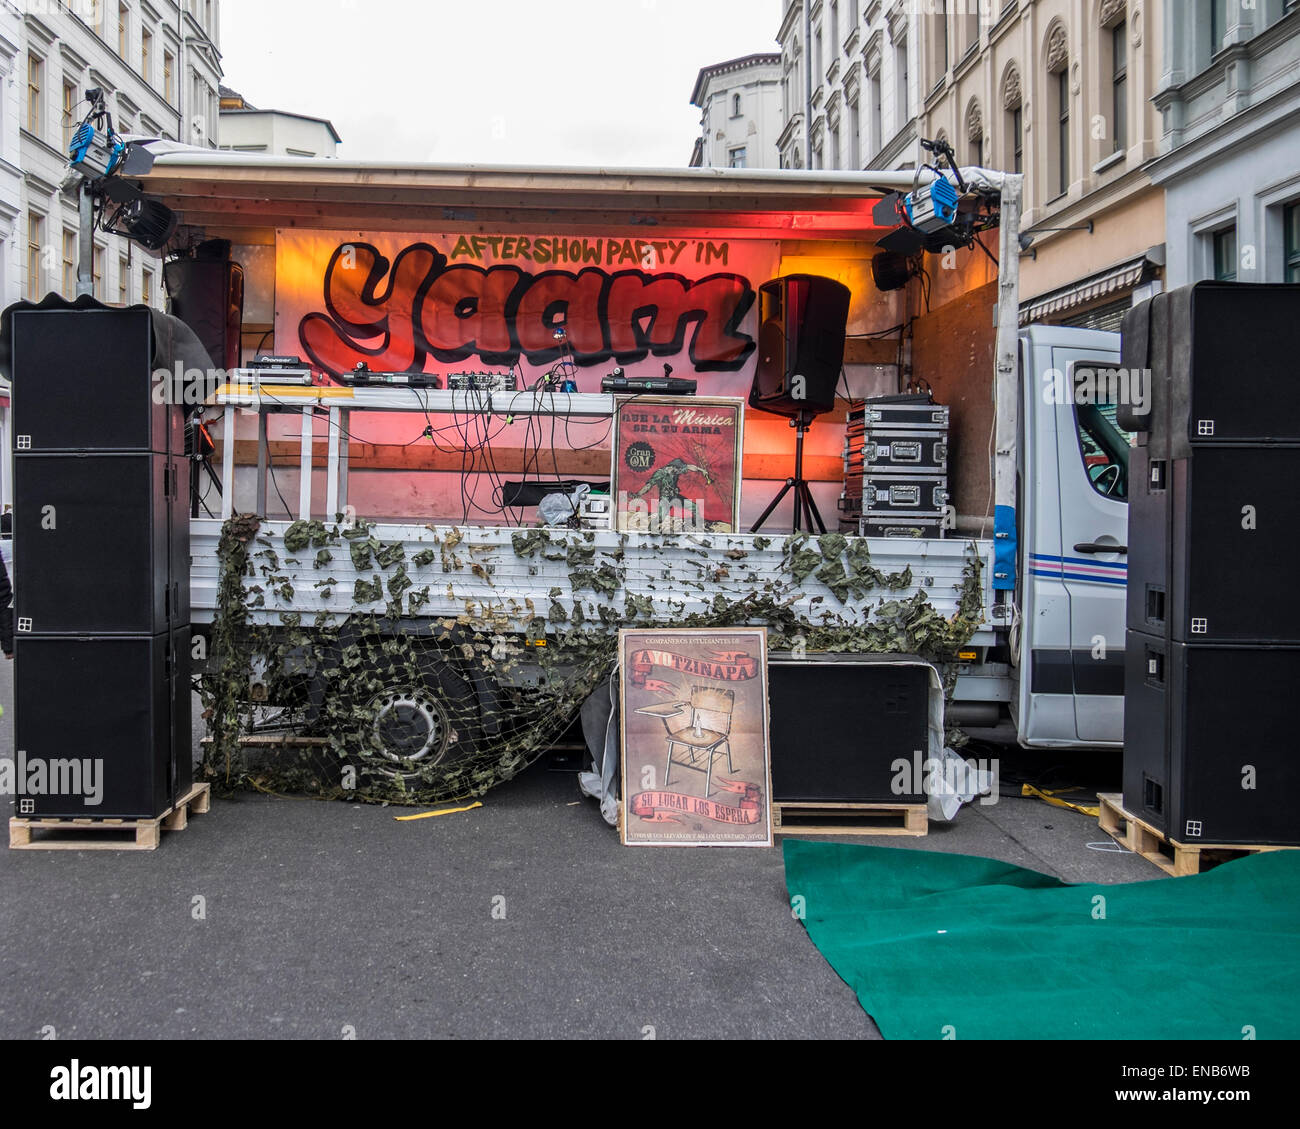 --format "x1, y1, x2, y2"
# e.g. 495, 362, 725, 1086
369, 693, 450, 767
